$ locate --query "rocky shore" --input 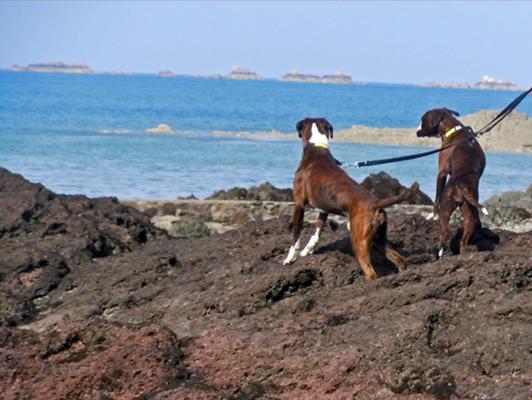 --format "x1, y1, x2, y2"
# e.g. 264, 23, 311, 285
1, 167, 530, 399
125, 175, 531, 238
